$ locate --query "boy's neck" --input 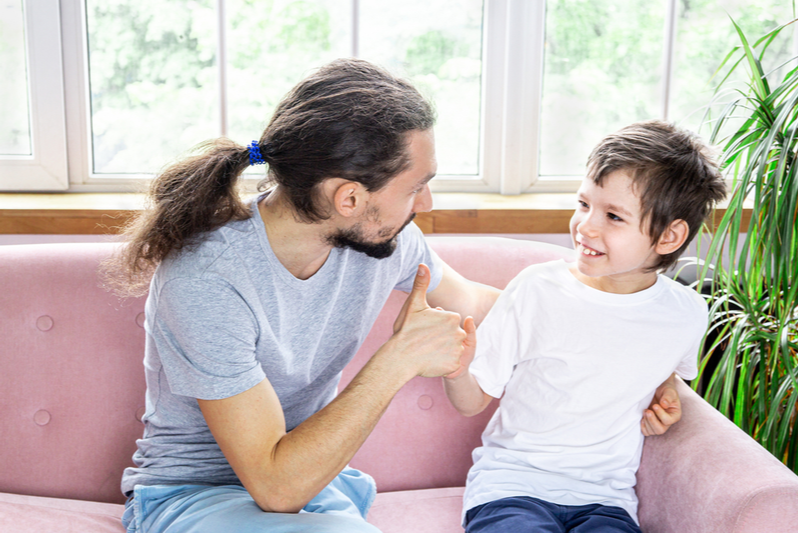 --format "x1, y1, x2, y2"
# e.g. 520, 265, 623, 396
568, 265, 659, 295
